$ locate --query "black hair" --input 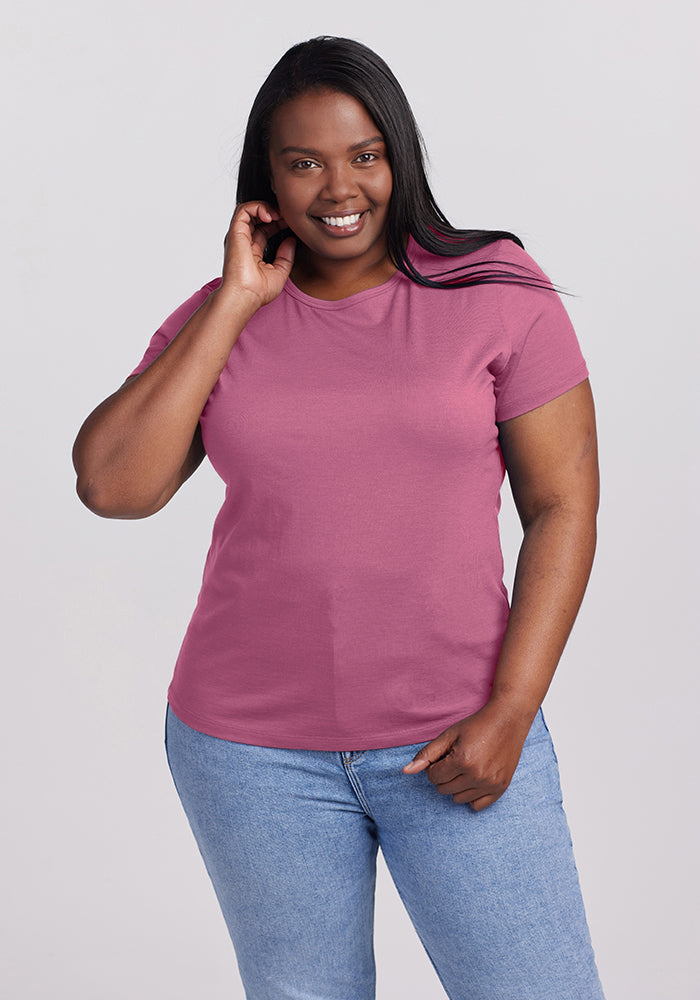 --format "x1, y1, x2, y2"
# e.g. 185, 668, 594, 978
237, 36, 560, 293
